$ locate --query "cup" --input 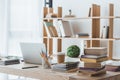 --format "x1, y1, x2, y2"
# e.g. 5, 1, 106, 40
57, 52, 65, 63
